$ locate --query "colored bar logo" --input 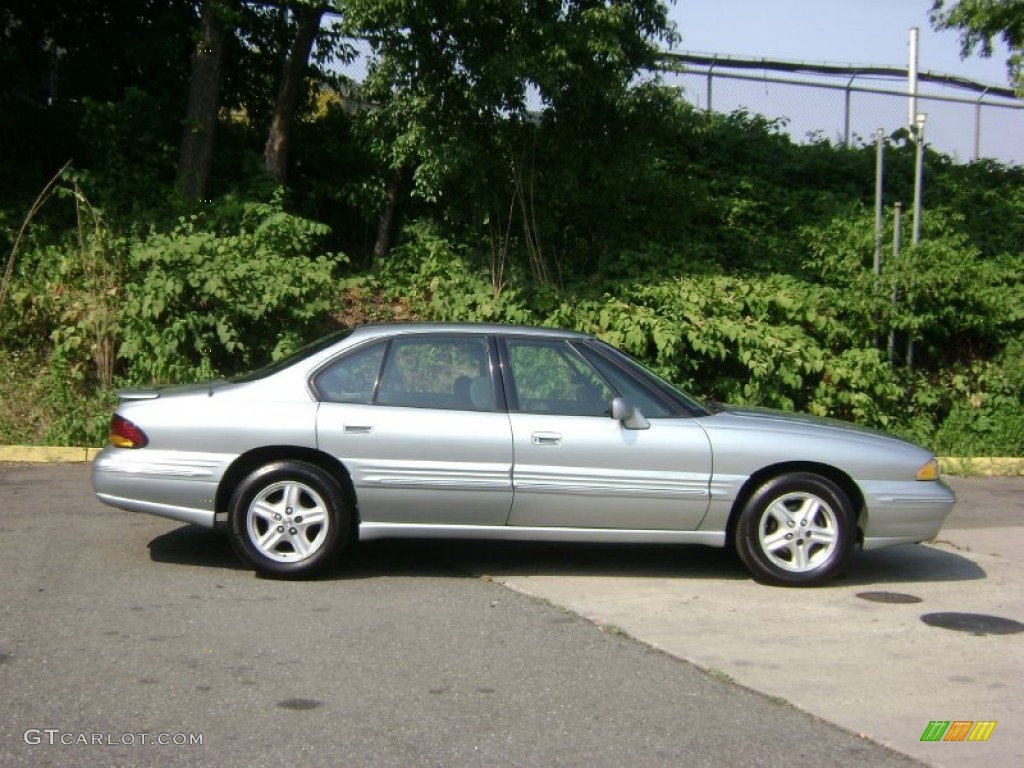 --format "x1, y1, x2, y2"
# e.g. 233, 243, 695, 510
920, 721, 996, 742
